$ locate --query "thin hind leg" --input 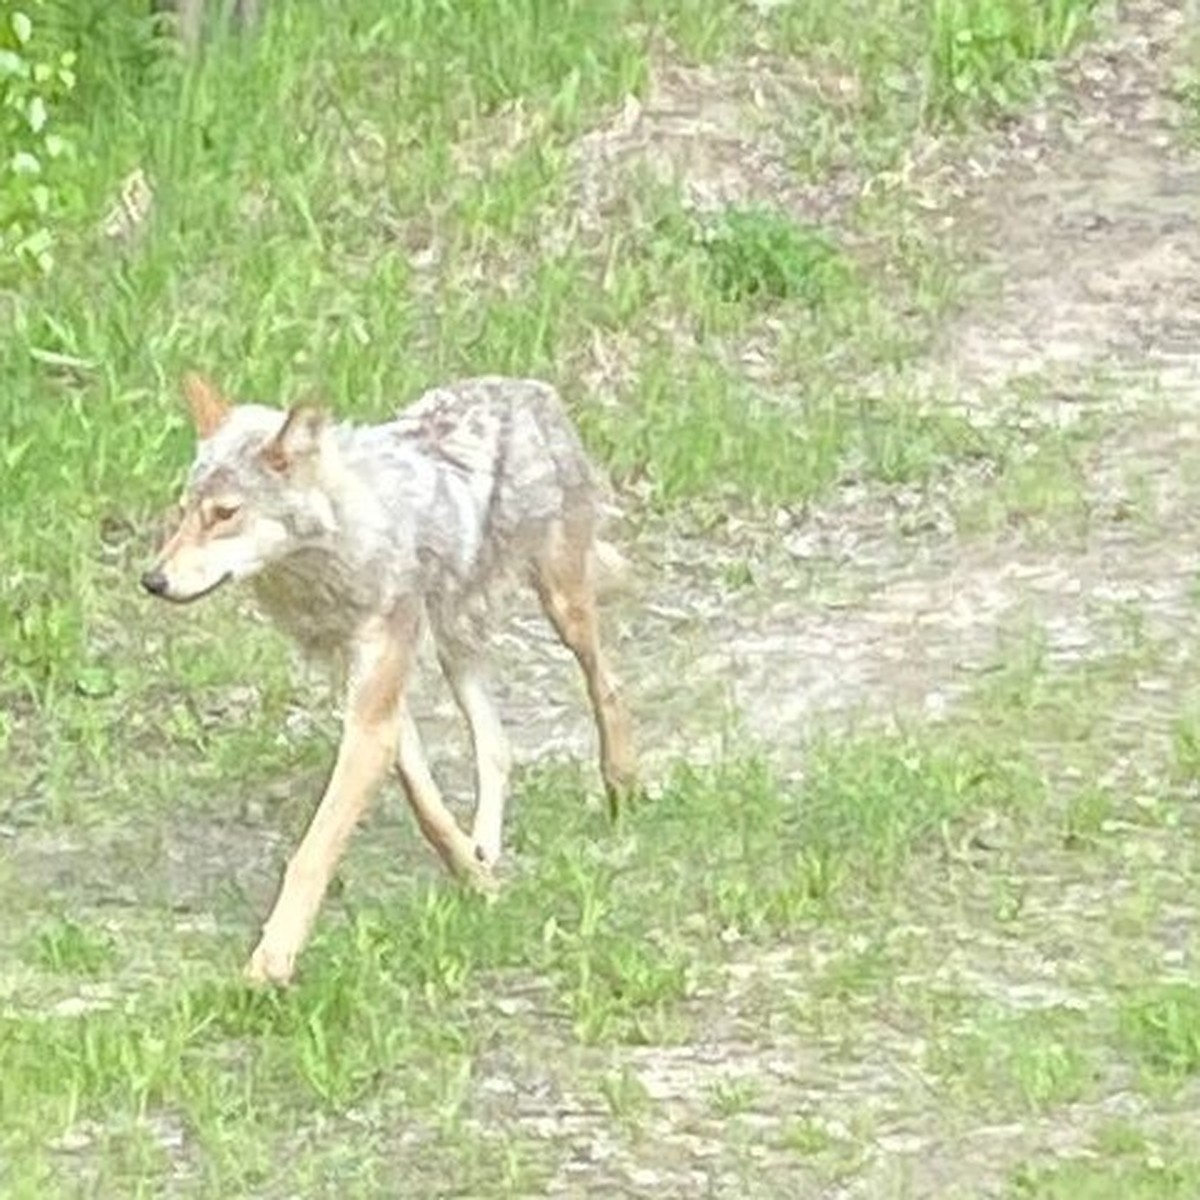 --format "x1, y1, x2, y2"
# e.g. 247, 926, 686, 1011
438, 648, 512, 867
533, 521, 637, 813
